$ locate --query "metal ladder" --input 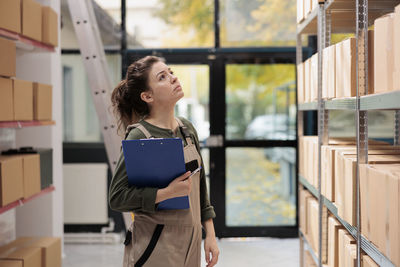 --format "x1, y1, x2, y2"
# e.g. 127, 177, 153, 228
67, 0, 132, 230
